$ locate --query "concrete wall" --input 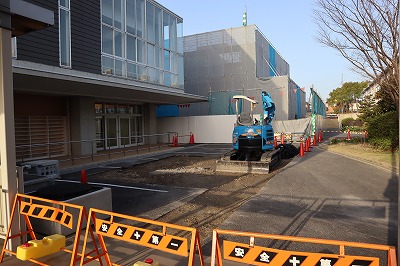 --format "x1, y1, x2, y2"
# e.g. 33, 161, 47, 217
69, 96, 96, 155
